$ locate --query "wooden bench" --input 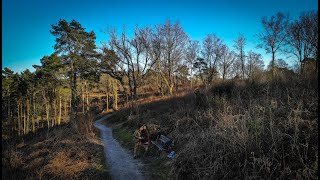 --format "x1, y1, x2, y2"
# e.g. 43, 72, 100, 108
151, 134, 174, 152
